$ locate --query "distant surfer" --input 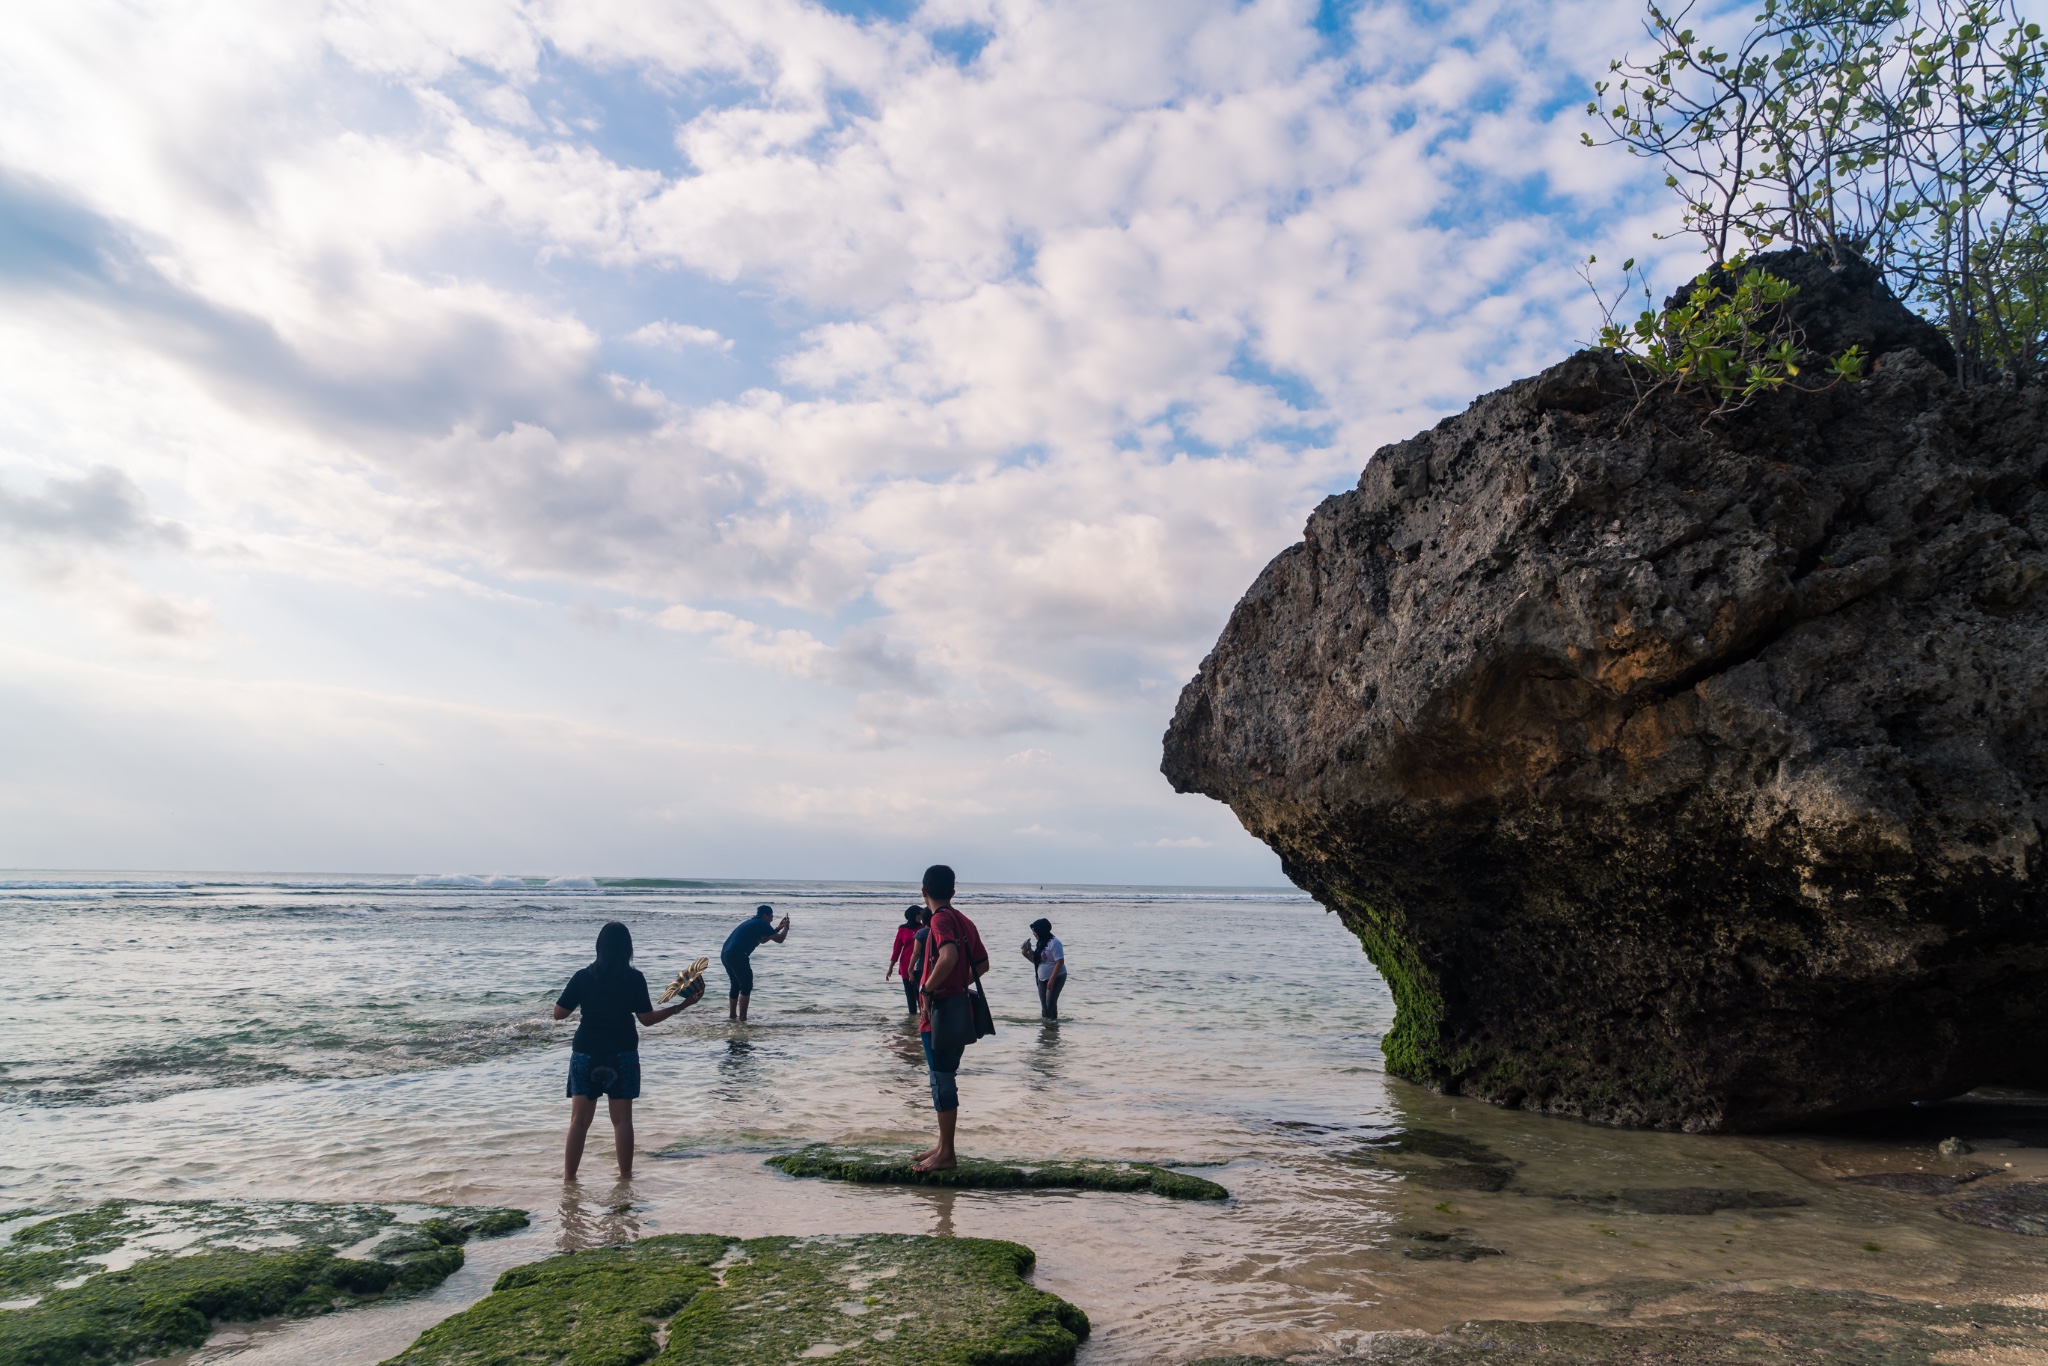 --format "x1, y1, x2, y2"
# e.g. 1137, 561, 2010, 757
1020, 917, 1067, 1019
552, 920, 704, 1181
723, 903, 790, 1023
886, 905, 924, 1014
